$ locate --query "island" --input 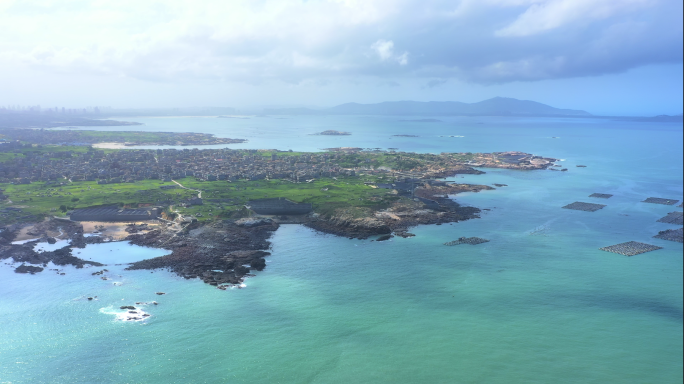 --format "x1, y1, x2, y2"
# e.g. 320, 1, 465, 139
312, 130, 351, 136
0, 143, 558, 289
